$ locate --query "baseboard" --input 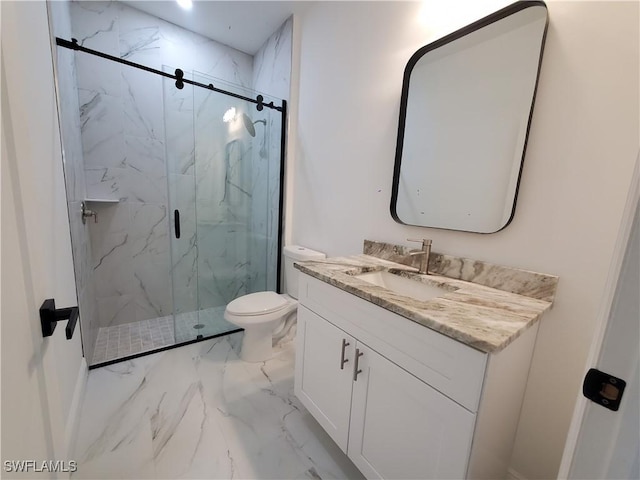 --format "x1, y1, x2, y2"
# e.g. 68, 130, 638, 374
507, 467, 528, 480
64, 357, 88, 459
